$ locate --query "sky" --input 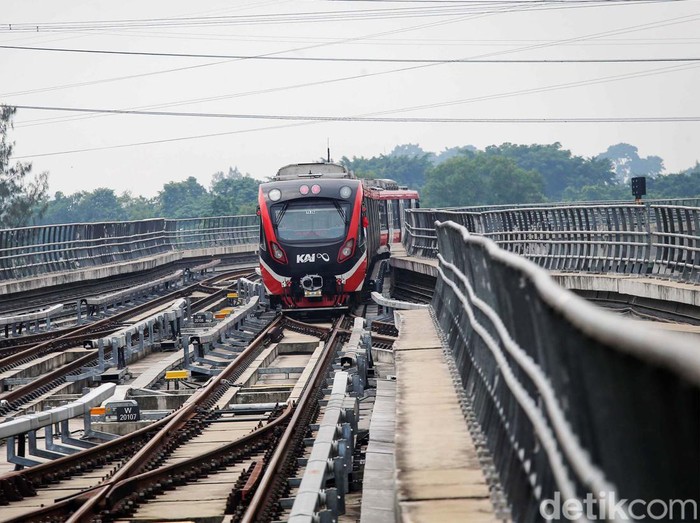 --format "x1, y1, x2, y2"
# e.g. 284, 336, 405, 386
1, 0, 699, 197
